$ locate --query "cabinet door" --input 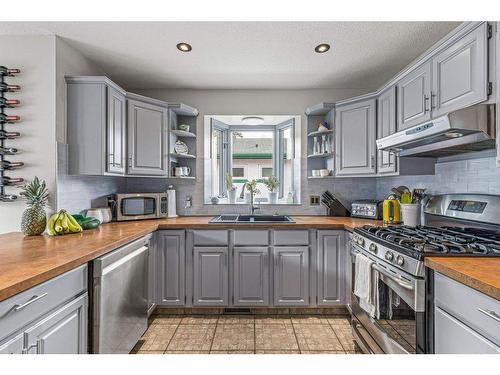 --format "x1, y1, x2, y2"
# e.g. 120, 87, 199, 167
335, 98, 377, 176
147, 241, 157, 315
193, 247, 228, 306
127, 99, 168, 176
273, 247, 309, 306
435, 307, 500, 354
156, 231, 186, 306
397, 61, 432, 130
0, 333, 24, 354
24, 294, 87, 354
106, 87, 126, 174
233, 247, 269, 306
377, 86, 398, 175
432, 23, 488, 117
317, 231, 346, 306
